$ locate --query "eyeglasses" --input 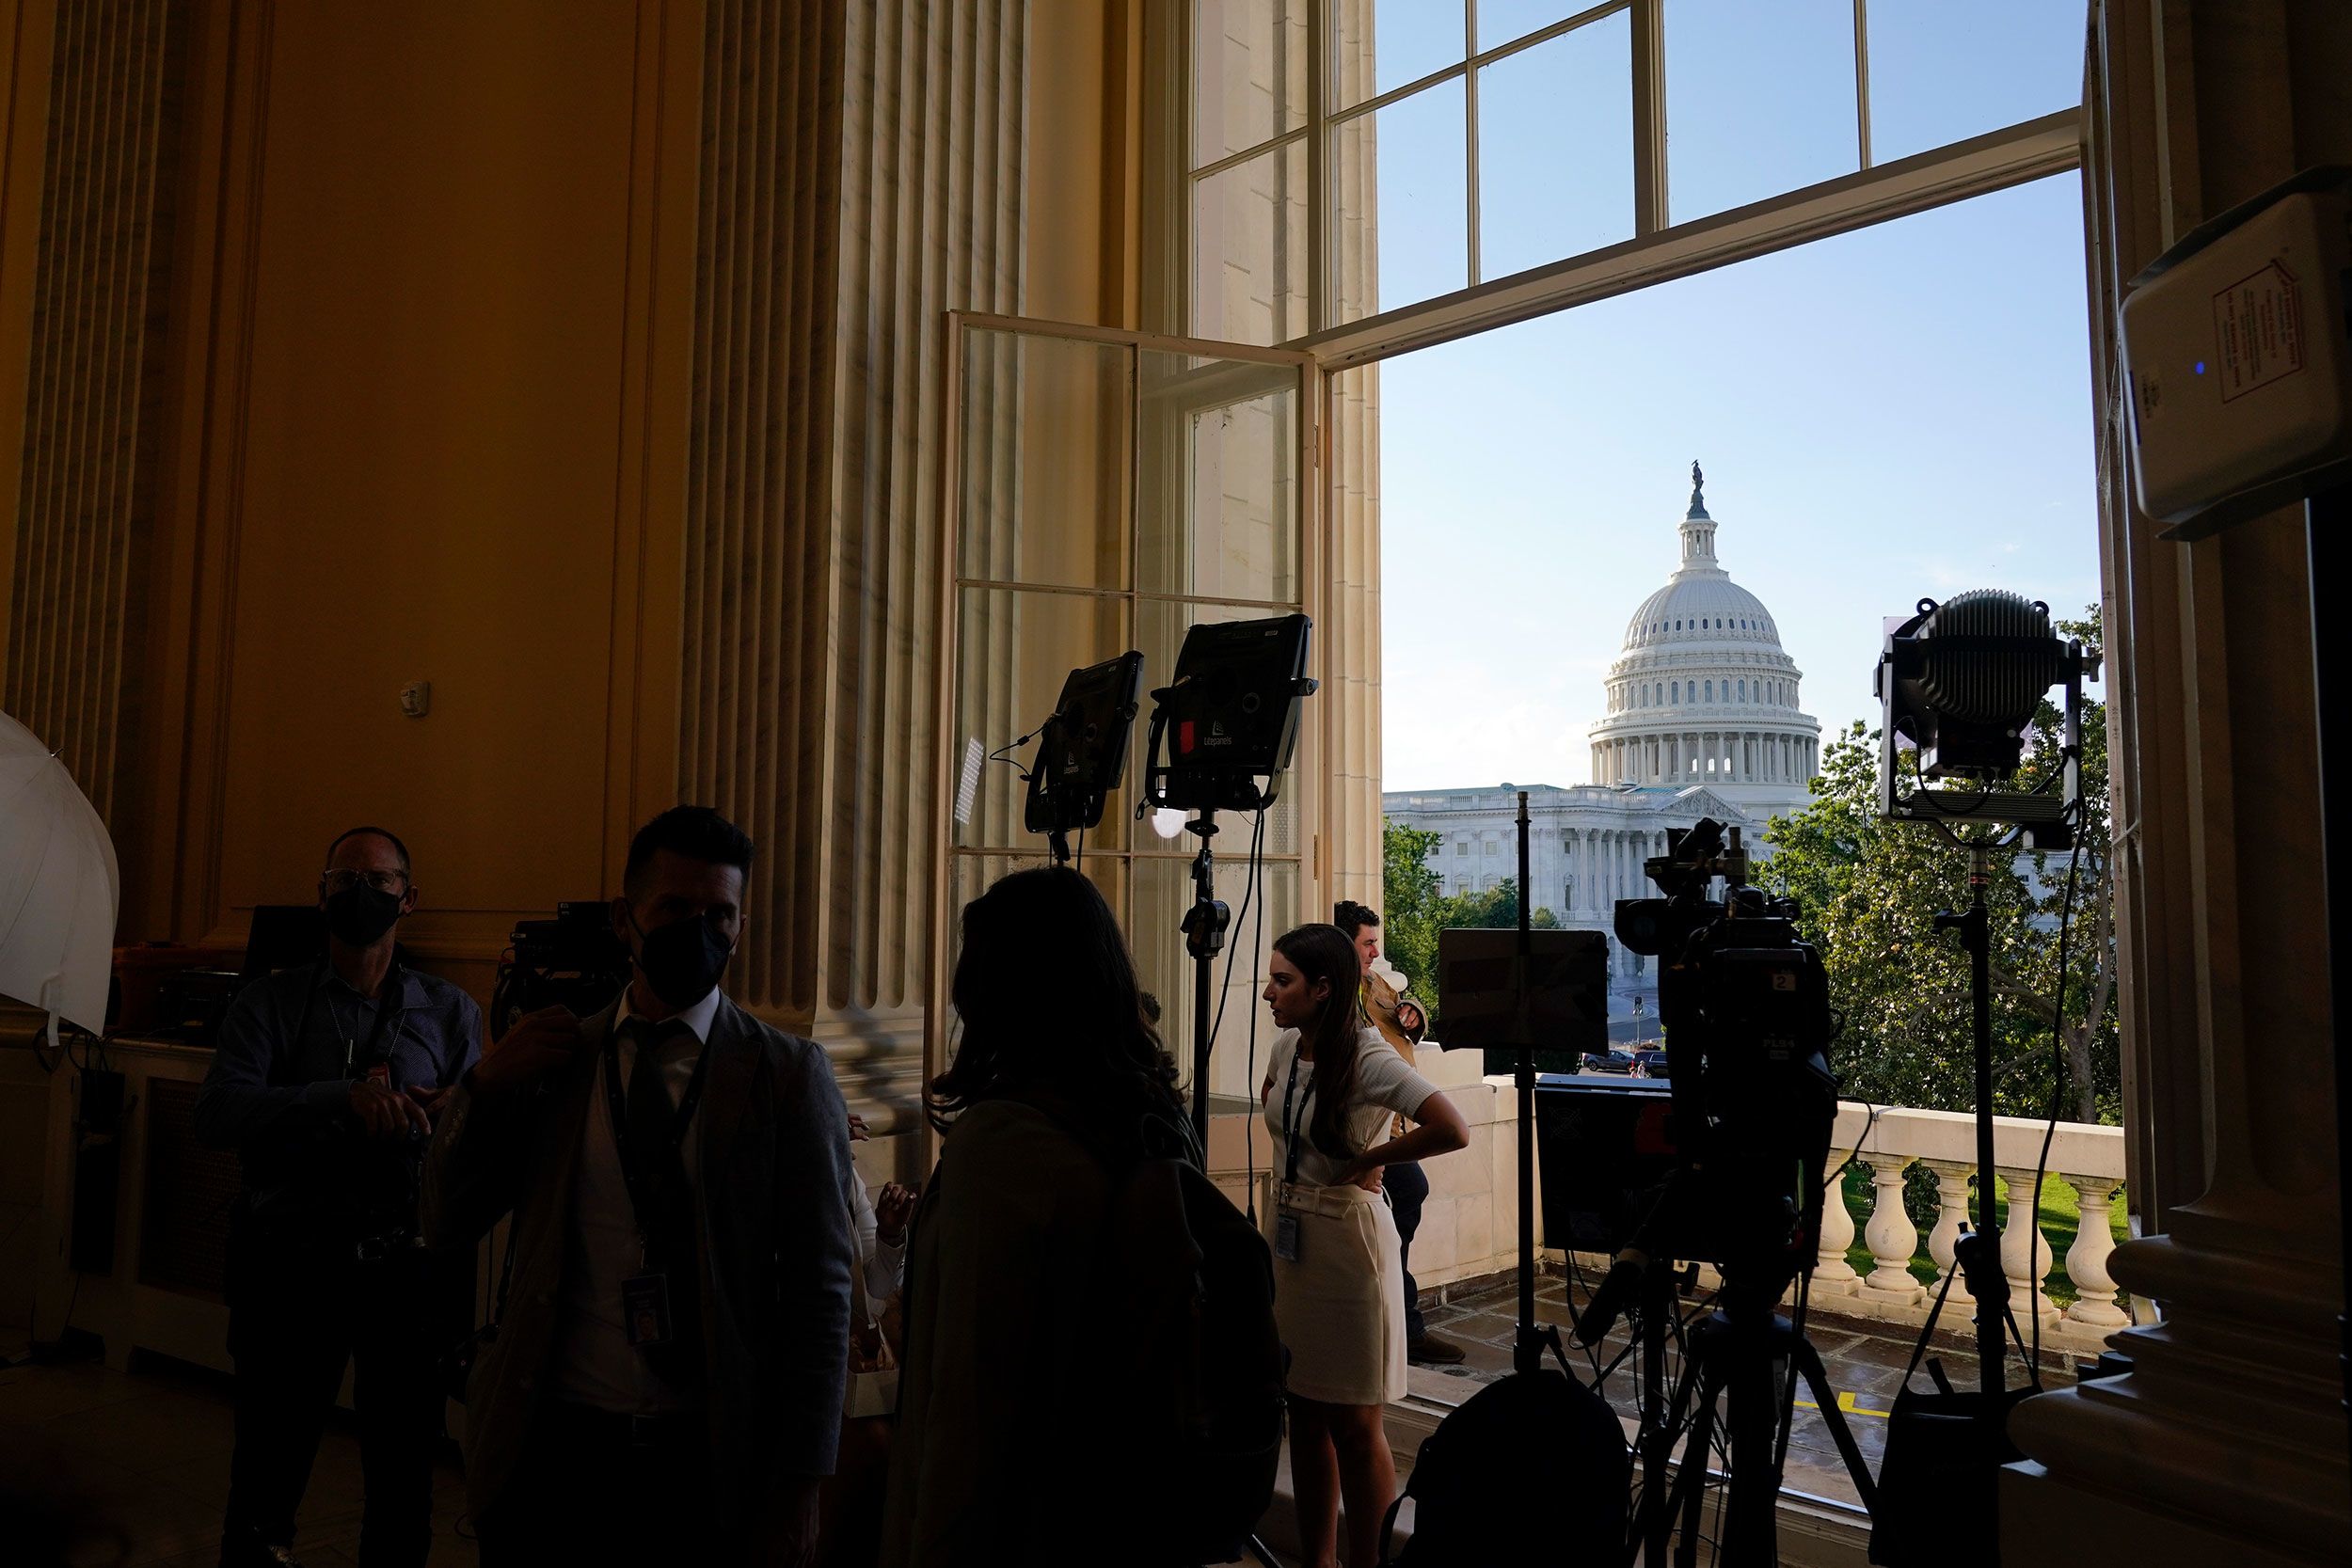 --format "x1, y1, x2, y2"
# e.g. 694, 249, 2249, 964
323, 869, 407, 895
